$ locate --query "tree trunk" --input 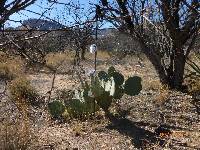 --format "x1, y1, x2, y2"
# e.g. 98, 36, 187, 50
163, 46, 186, 90
140, 40, 186, 90
172, 48, 186, 89
81, 48, 86, 60
137, 37, 168, 84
